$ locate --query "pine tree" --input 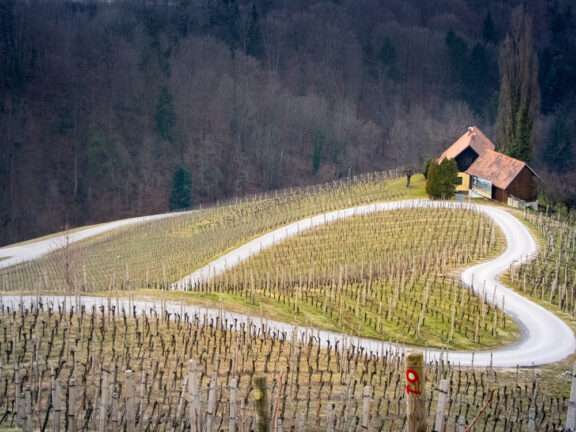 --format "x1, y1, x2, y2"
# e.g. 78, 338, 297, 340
463, 43, 495, 117
0, 0, 32, 95
378, 37, 399, 80
482, 12, 498, 45
312, 134, 323, 174
170, 167, 192, 210
246, 4, 264, 57
445, 30, 468, 97
540, 3, 576, 114
544, 115, 574, 171
496, 6, 540, 162
155, 86, 176, 143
